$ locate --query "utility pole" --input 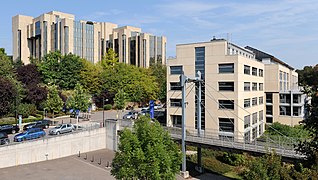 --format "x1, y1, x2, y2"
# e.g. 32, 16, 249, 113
180, 71, 203, 178
103, 97, 105, 124
196, 71, 203, 173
